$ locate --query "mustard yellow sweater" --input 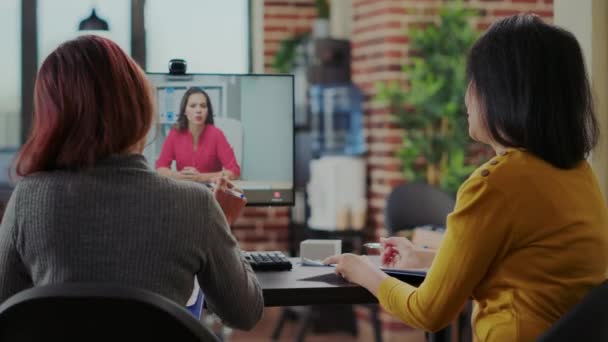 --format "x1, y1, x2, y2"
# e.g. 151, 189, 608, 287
377, 148, 608, 341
